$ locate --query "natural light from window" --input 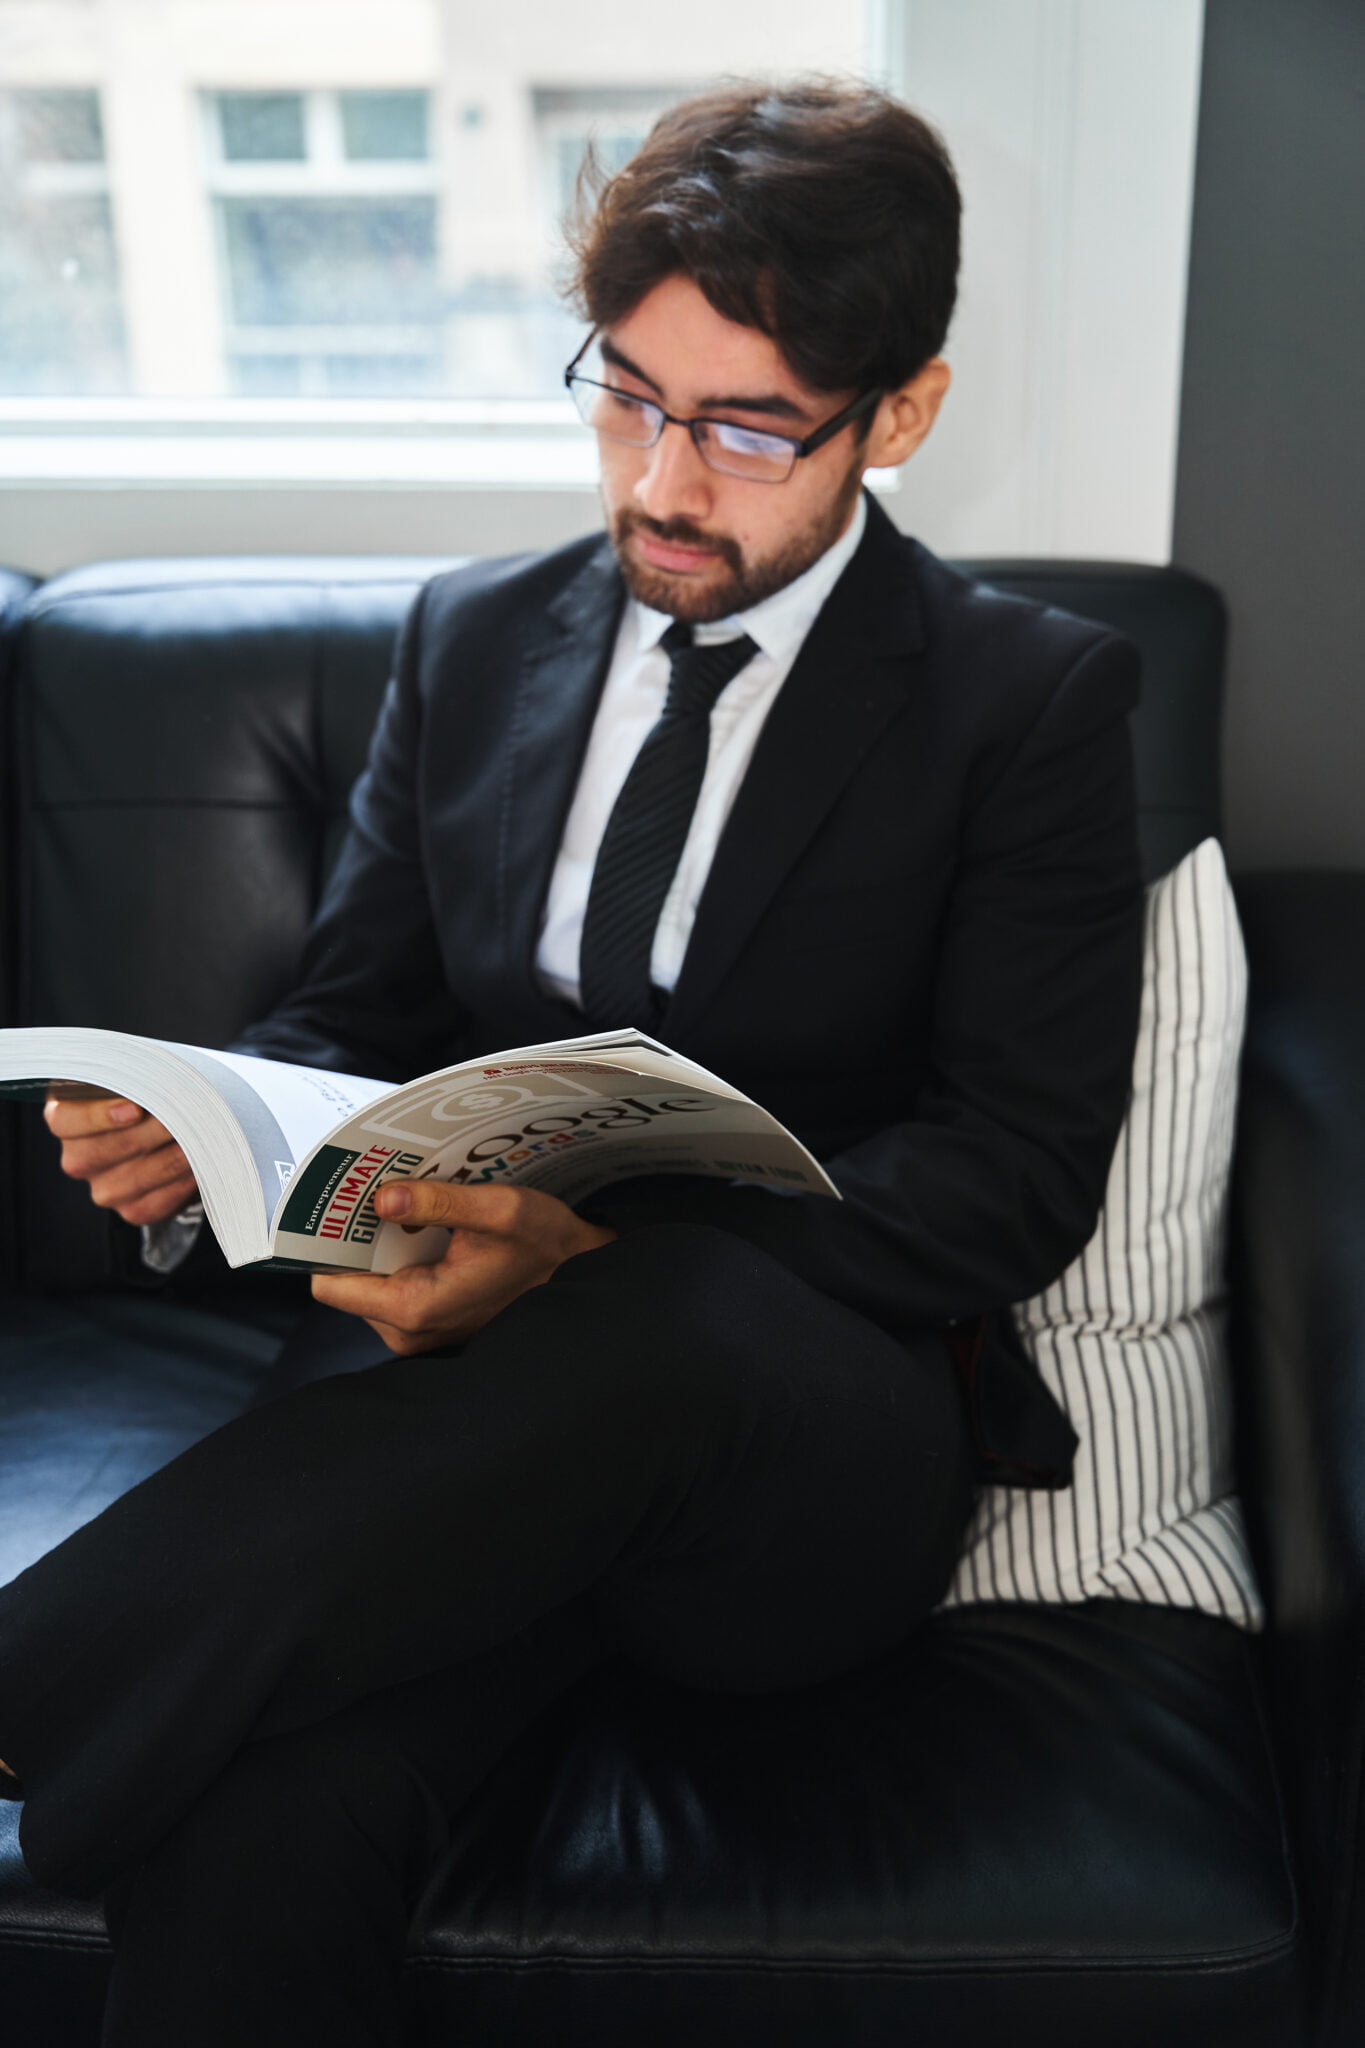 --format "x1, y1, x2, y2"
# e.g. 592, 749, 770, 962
0, 0, 869, 403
